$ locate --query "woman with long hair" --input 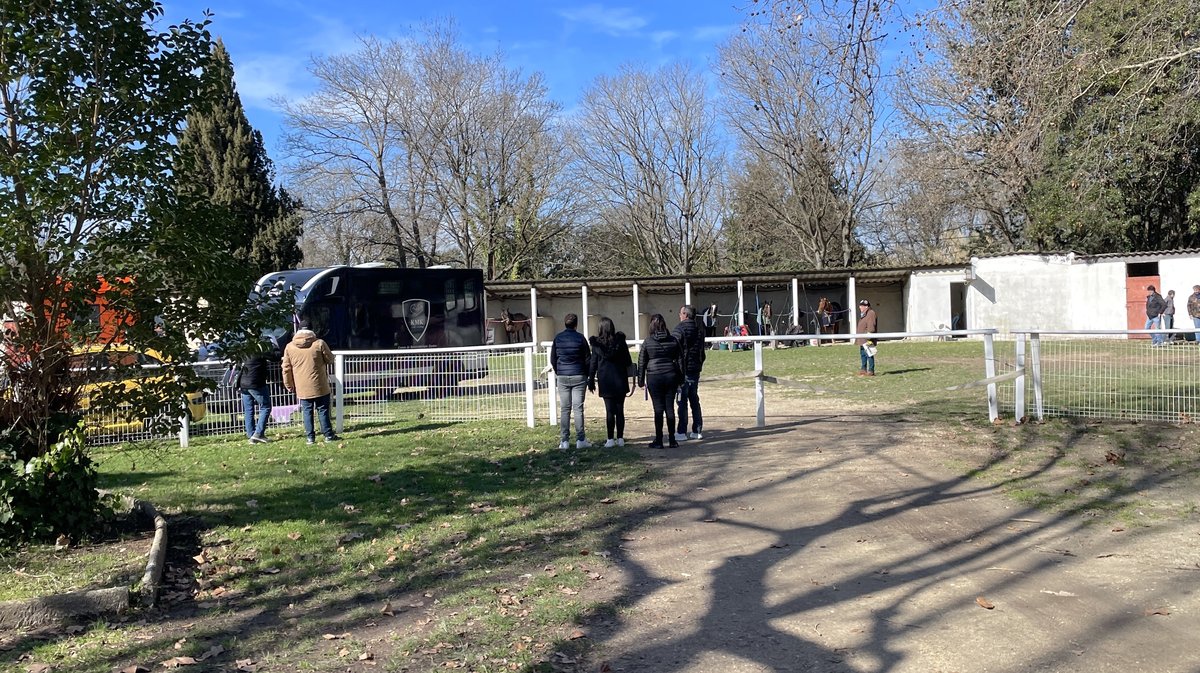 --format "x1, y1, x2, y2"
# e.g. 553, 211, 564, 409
638, 313, 682, 448
587, 316, 633, 447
